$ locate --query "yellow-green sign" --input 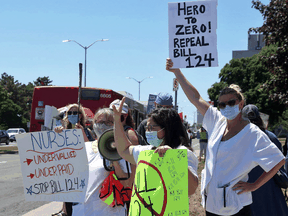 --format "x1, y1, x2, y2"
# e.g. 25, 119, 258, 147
129, 149, 189, 216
